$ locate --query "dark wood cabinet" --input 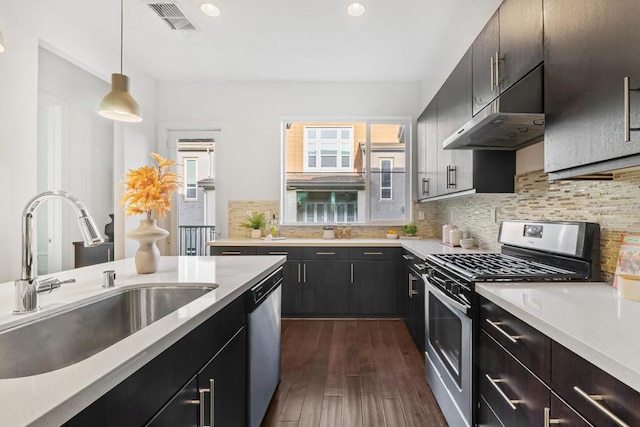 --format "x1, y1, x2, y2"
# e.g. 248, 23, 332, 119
552, 341, 640, 426
416, 99, 438, 201
549, 392, 592, 427
472, 0, 543, 116
67, 298, 246, 426
407, 271, 425, 351
303, 259, 350, 315
210, 246, 257, 256
350, 260, 396, 315
256, 247, 303, 316
73, 241, 114, 267
544, 0, 640, 179
472, 12, 500, 116
437, 48, 474, 195
147, 377, 199, 426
